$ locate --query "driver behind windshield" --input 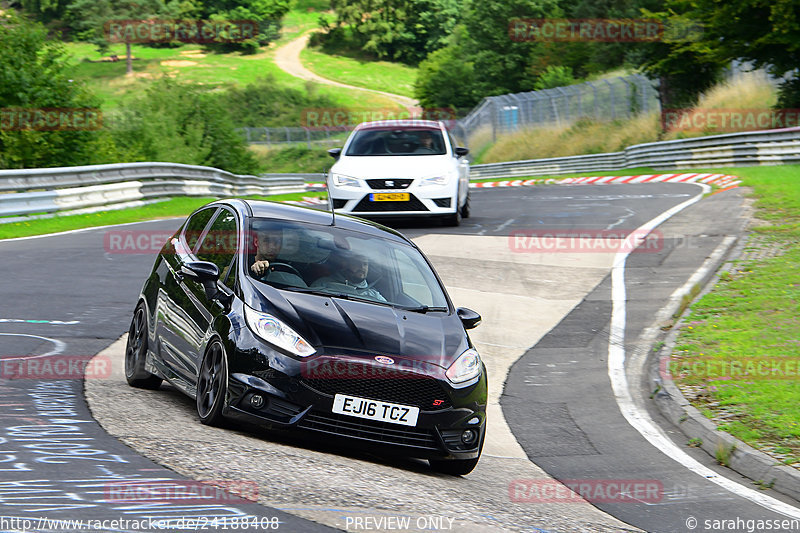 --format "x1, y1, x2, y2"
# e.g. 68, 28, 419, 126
249, 222, 307, 287
312, 250, 386, 302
